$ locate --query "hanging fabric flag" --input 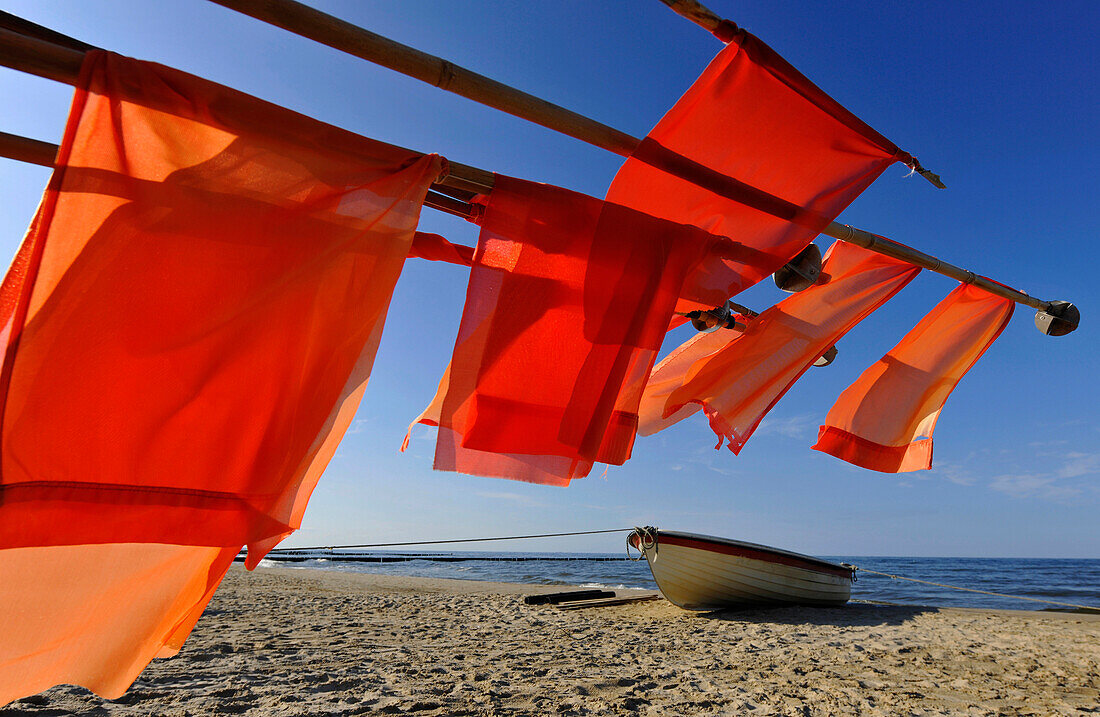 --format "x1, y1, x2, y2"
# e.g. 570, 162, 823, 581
639, 241, 921, 453
606, 28, 916, 311
0, 49, 441, 705
414, 175, 722, 484
0, 544, 236, 704
813, 283, 1014, 472
0, 50, 440, 558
